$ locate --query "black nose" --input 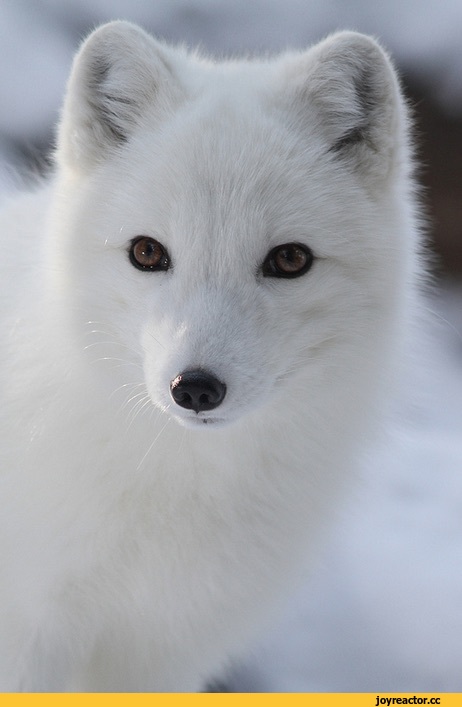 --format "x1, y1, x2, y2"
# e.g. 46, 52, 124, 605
170, 369, 227, 414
